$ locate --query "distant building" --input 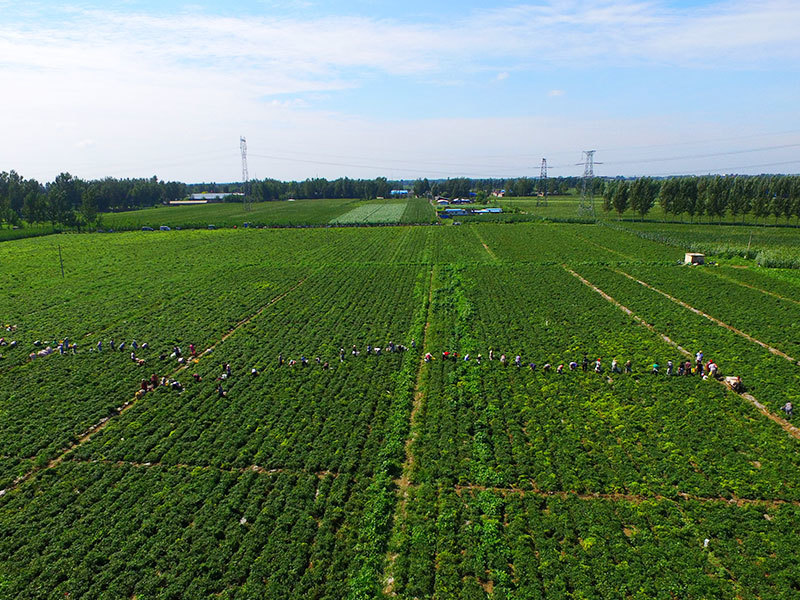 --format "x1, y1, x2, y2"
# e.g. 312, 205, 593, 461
390, 190, 409, 197
436, 198, 450, 206
190, 192, 244, 202
473, 208, 503, 214
684, 253, 705, 265
491, 189, 506, 197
